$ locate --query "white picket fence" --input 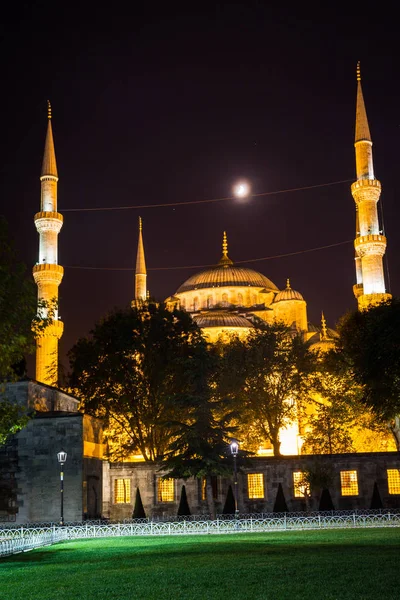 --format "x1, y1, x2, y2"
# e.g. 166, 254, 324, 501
1, 512, 400, 558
